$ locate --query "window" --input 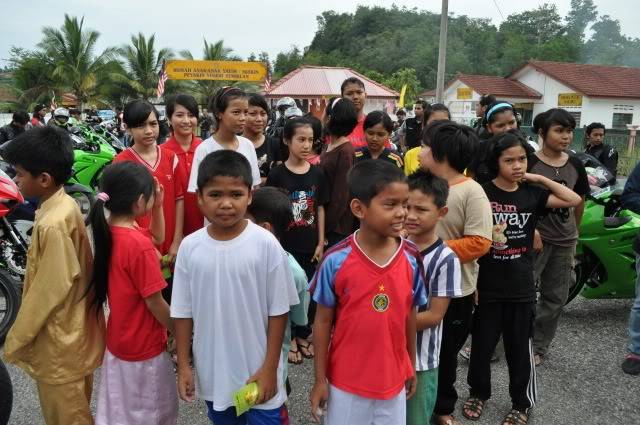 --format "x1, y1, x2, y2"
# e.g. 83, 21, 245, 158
568, 112, 581, 127
612, 113, 633, 130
